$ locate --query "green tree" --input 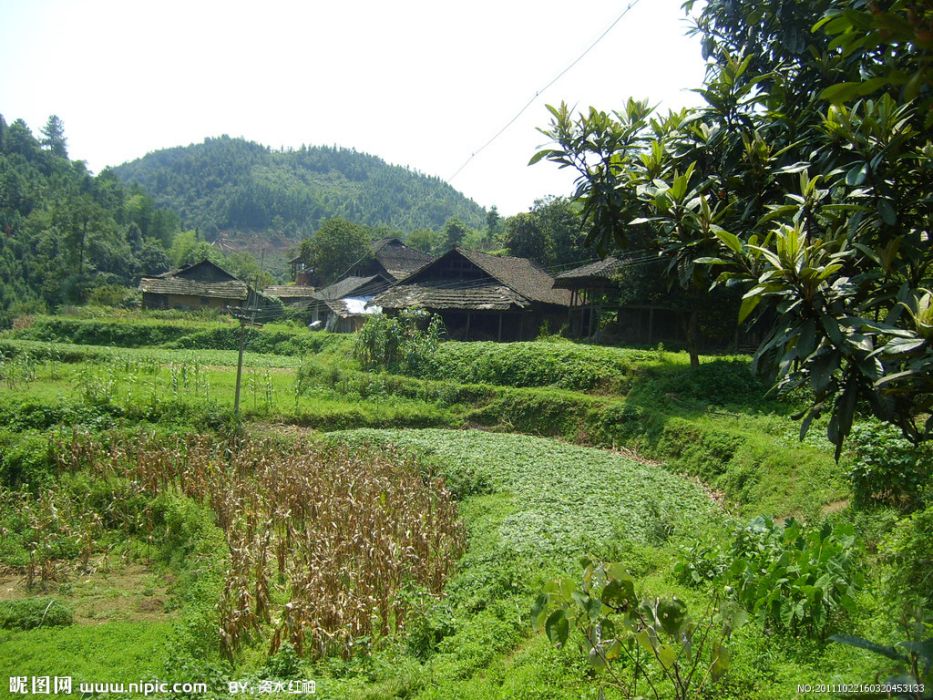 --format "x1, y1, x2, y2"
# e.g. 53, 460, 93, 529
503, 212, 551, 265
0, 113, 178, 320
532, 196, 590, 269
534, 1, 932, 449
299, 217, 371, 285
40, 115, 68, 158
406, 227, 443, 255
442, 217, 468, 251
4, 119, 41, 161
486, 205, 502, 240
169, 230, 215, 269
